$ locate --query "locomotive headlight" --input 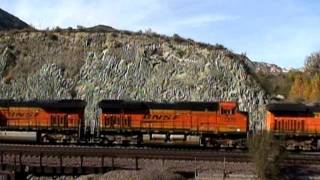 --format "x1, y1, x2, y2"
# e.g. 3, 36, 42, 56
237, 128, 240, 132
